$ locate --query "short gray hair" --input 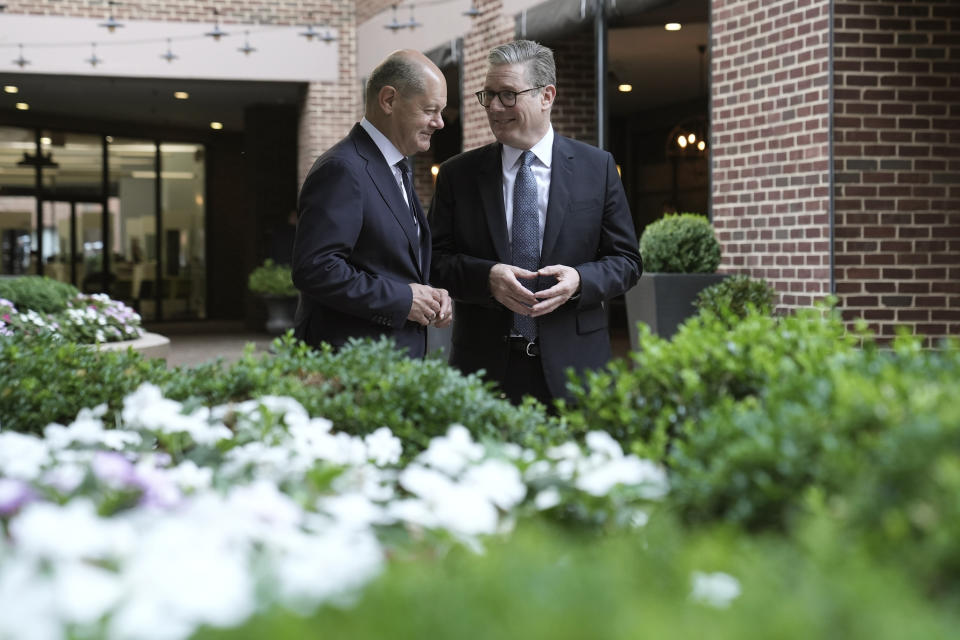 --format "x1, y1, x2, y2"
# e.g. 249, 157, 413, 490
487, 40, 556, 88
365, 53, 425, 108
